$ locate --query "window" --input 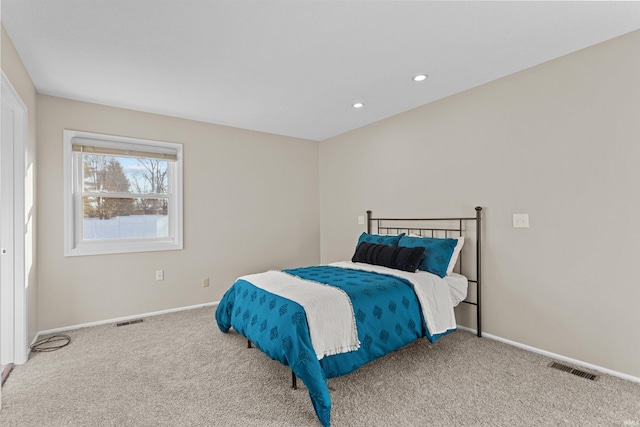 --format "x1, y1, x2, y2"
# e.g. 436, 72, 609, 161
64, 130, 183, 256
